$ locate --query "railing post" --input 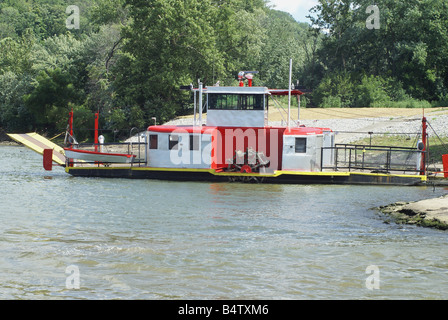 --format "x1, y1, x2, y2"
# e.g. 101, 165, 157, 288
362, 147, 365, 171
335, 147, 338, 171
320, 147, 324, 171
386, 148, 391, 172
349, 148, 352, 172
